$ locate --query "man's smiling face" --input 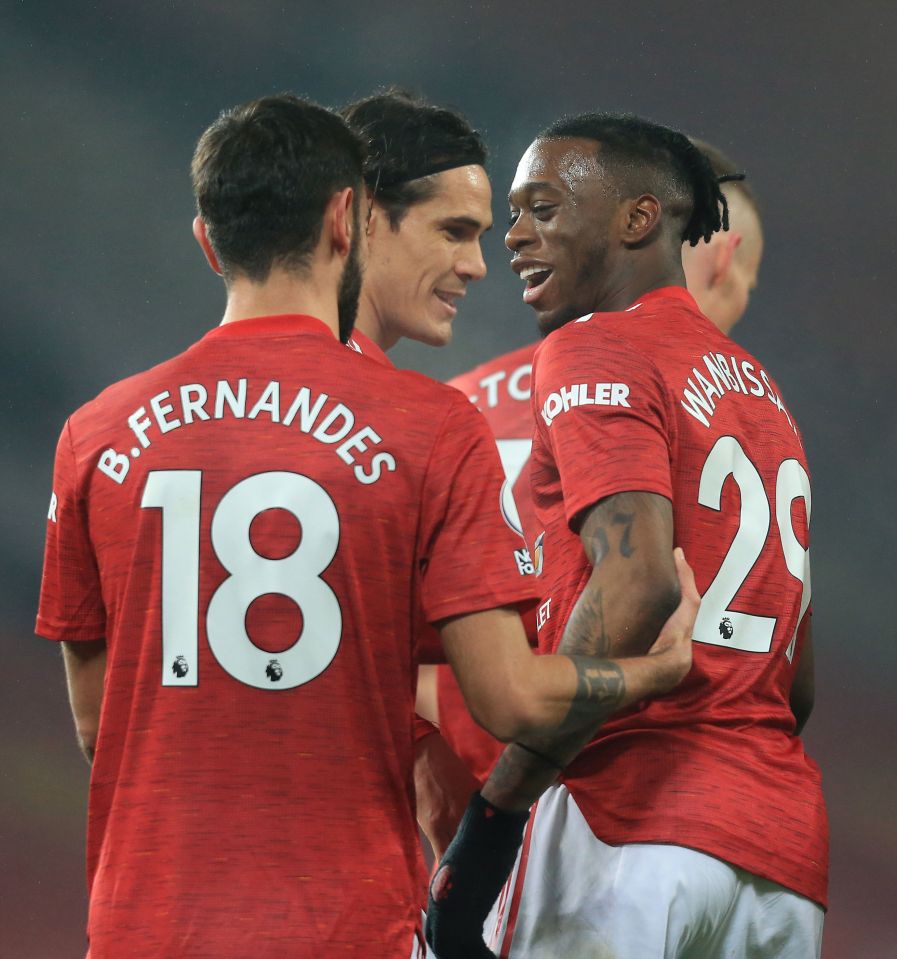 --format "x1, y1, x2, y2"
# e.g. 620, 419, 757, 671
365, 165, 492, 348
506, 137, 622, 336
